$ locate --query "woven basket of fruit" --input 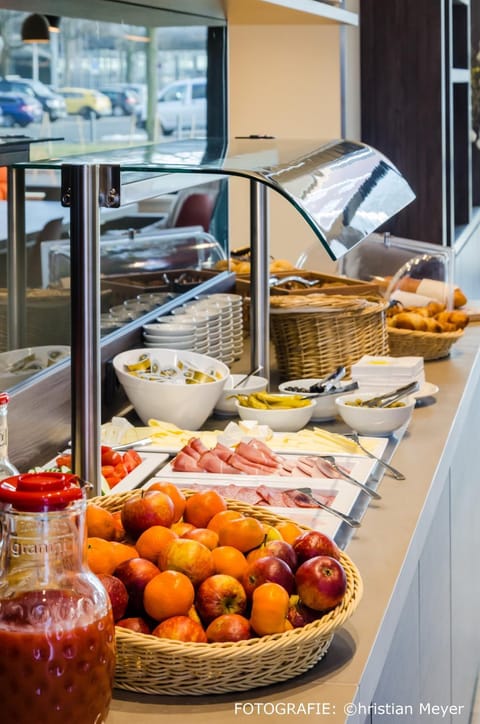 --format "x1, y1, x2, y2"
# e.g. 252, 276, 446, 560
88, 488, 363, 696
